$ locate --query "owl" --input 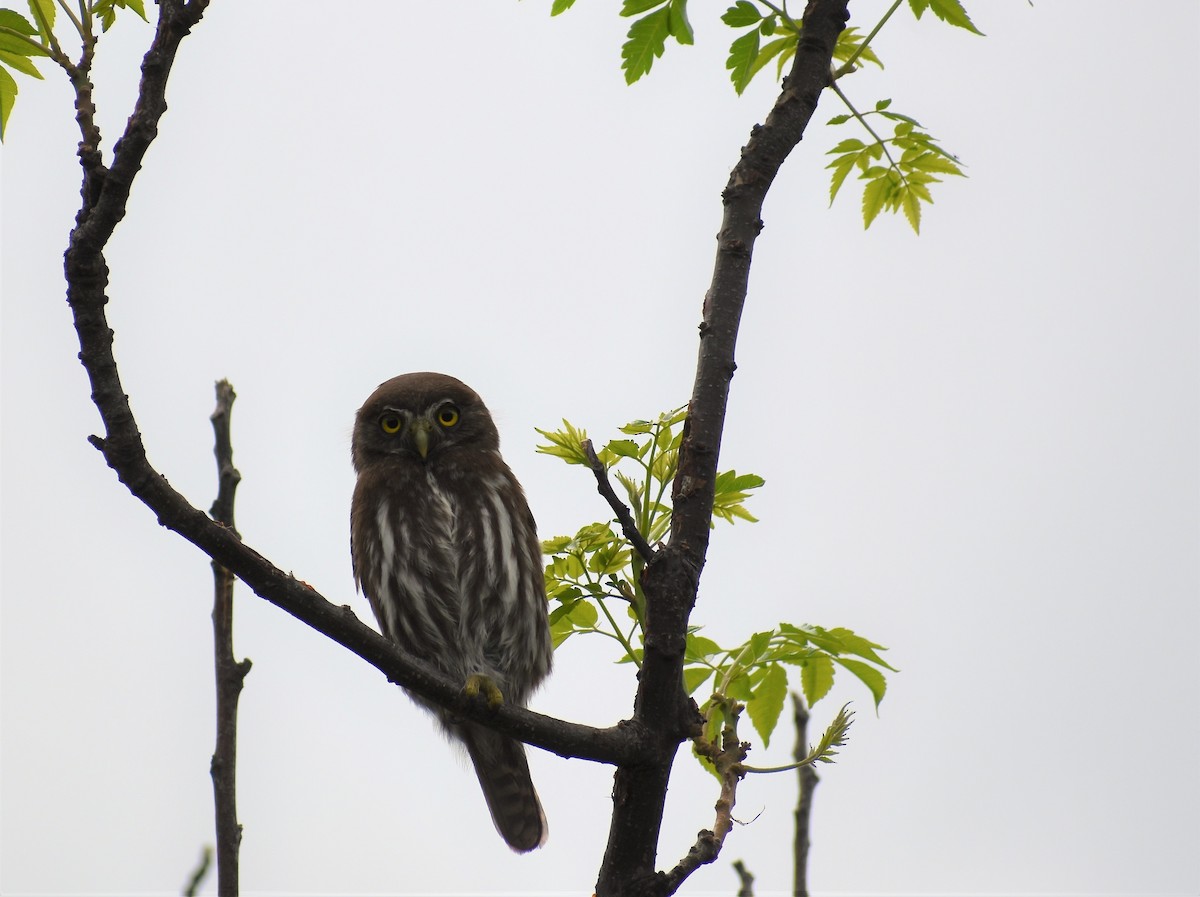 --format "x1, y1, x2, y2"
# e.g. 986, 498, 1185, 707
350, 372, 553, 852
